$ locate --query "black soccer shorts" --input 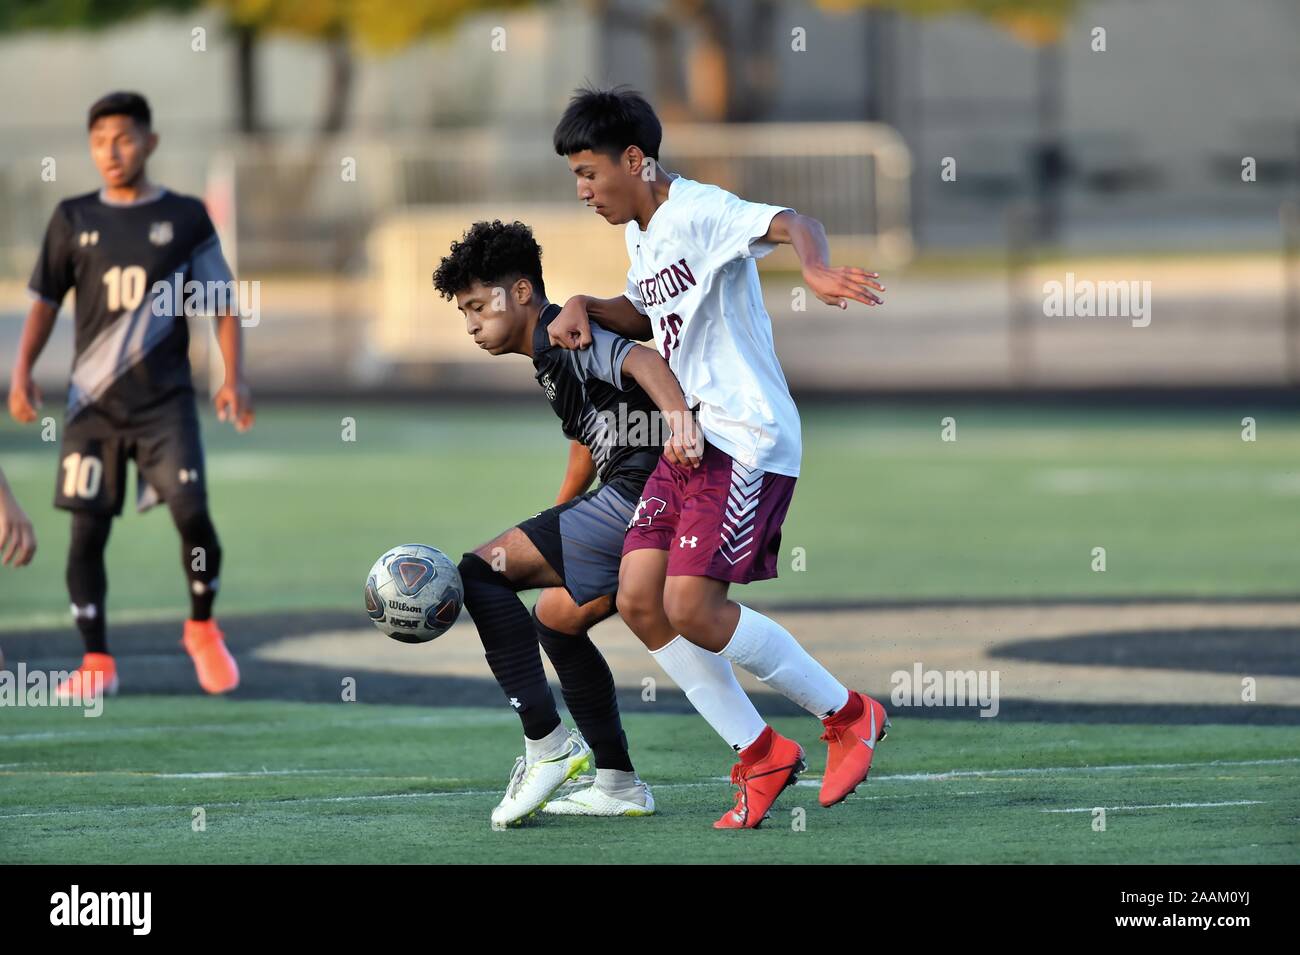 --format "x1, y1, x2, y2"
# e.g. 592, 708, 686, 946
54, 404, 208, 516
518, 482, 640, 606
